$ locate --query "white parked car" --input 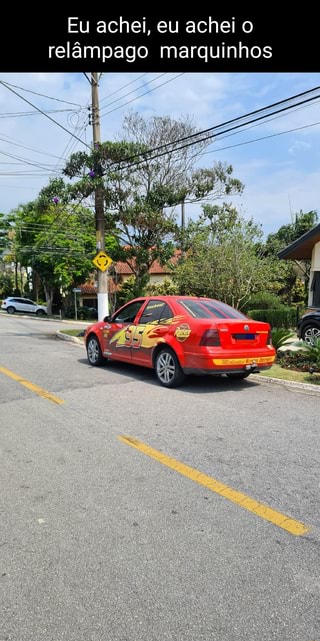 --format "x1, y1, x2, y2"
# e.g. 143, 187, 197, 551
1, 297, 47, 316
